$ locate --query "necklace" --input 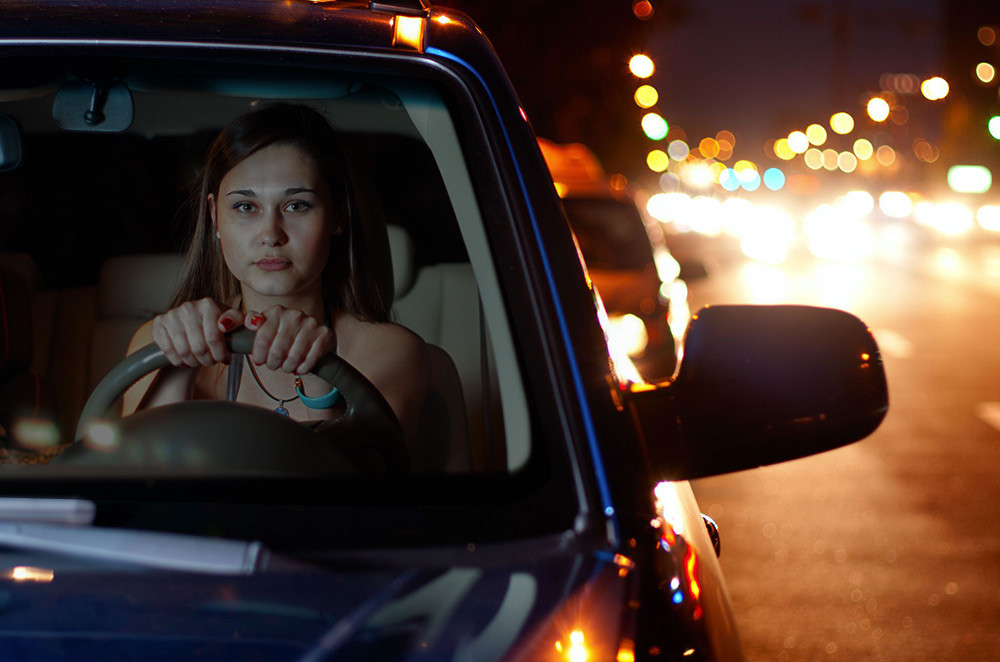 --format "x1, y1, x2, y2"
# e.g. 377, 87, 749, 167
244, 357, 342, 415
245, 358, 297, 416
